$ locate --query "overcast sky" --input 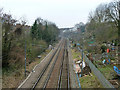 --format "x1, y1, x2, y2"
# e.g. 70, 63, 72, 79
0, 0, 112, 28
